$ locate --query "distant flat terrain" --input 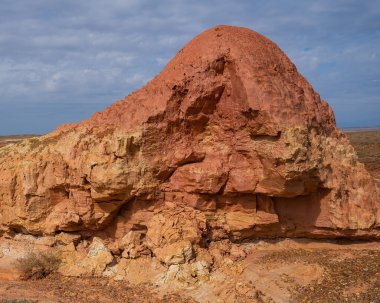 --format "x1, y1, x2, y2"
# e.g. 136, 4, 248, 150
0, 135, 39, 148
346, 130, 380, 187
